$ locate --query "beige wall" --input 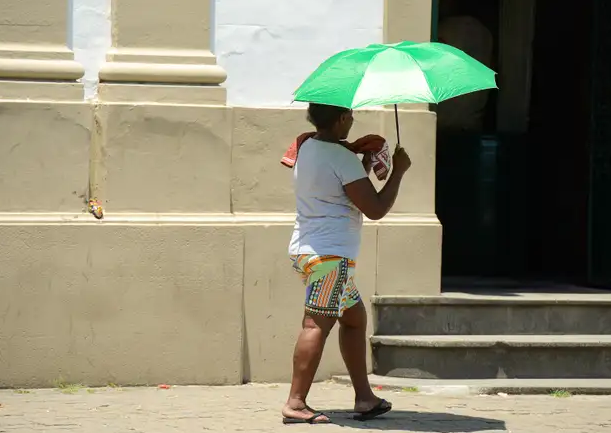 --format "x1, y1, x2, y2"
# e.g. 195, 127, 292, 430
0, 224, 244, 387
0, 0, 440, 388
0, 0, 83, 79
